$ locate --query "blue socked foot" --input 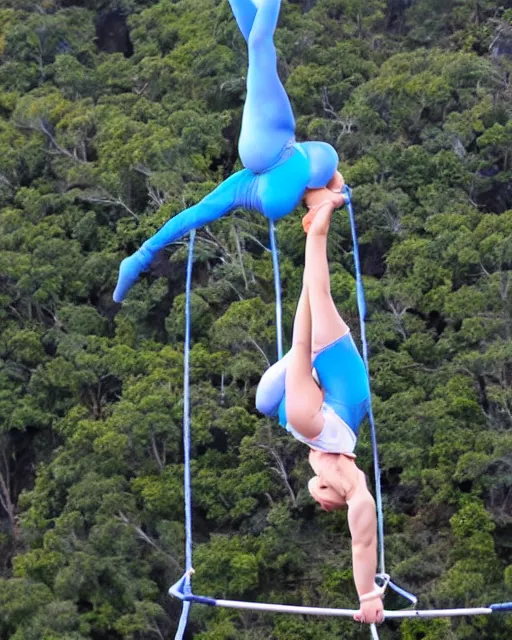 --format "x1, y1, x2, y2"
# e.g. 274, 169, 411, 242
113, 248, 152, 302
